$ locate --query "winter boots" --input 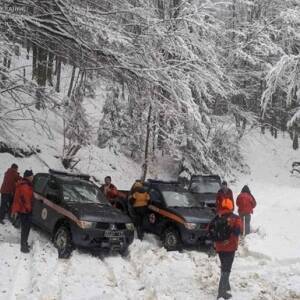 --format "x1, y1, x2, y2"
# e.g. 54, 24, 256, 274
217, 272, 232, 299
